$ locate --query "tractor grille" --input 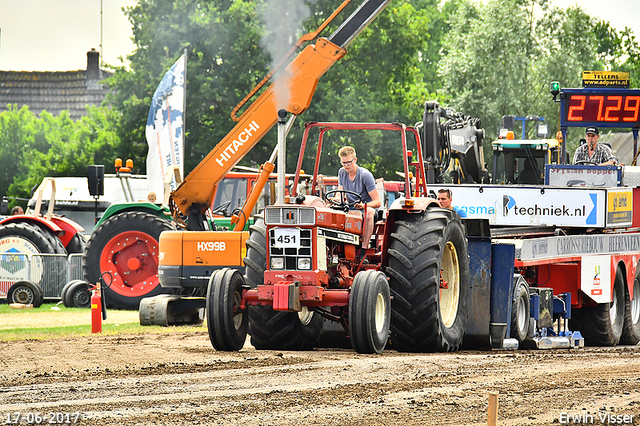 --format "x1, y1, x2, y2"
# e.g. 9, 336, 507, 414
269, 228, 313, 270
265, 206, 315, 225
